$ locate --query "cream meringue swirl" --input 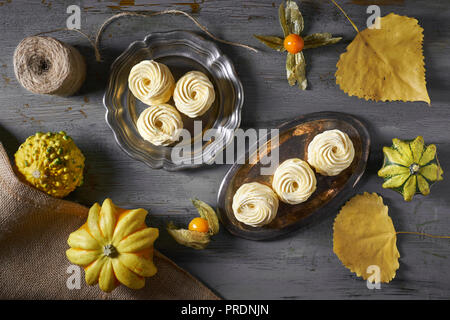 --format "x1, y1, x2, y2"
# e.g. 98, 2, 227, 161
272, 158, 317, 205
136, 104, 183, 146
307, 129, 355, 176
173, 71, 215, 118
128, 60, 175, 105
232, 182, 279, 227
